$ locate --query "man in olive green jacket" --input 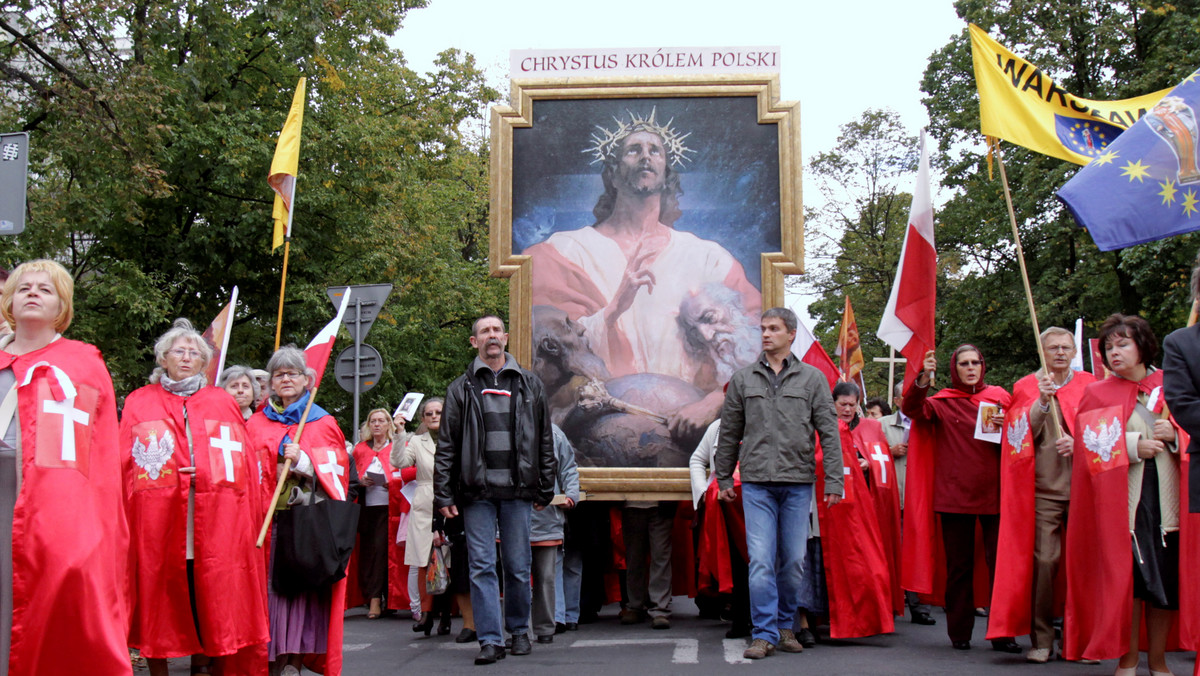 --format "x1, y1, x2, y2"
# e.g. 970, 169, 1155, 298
714, 307, 844, 659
